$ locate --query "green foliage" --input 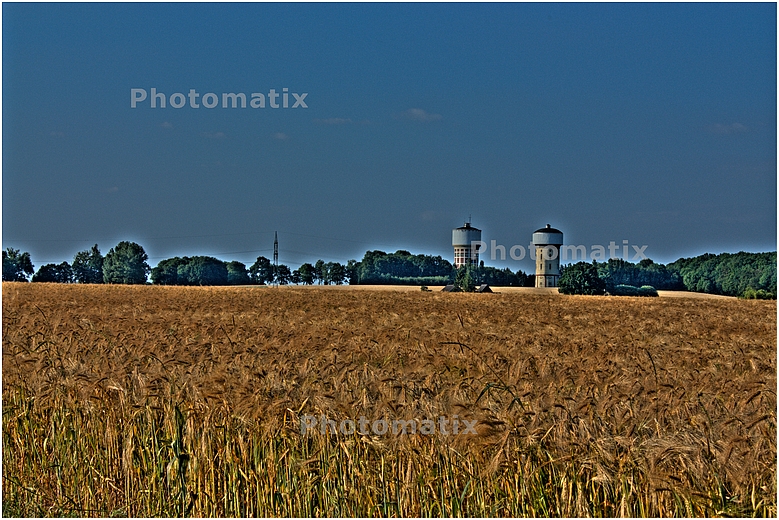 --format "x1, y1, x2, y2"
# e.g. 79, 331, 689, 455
316, 261, 347, 285
558, 262, 606, 295
72, 245, 104, 284
610, 284, 658, 297
103, 242, 150, 284
668, 251, 777, 297
150, 257, 189, 285
249, 256, 274, 285
314, 260, 326, 285
473, 263, 529, 287
584, 253, 776, 298
595, 258, 683, 291
152, 257, 248, 286
32, 262, 74, 283
176, 256, 228, 286
275, 264, 292, 285
346, 259, 360, 285
611, 284, 640, 296
356, 250, 455, 285
296, 263, 315, 285
325, 262, 346, 285
351, 251, 527, 287
2, 248, 34, 282
455, 265, 476, 292
638, 285, 659, 297
742, 286, 776, 300
226, 261, 251, 285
